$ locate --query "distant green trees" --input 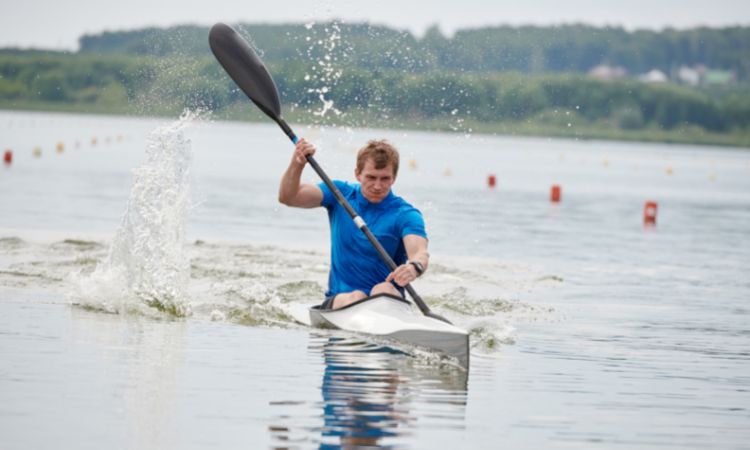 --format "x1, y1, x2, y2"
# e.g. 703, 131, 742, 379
1, 51, 746, 134
1, 22, 749, 144
0, 53, 148, 104
76, 23, 750, 79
